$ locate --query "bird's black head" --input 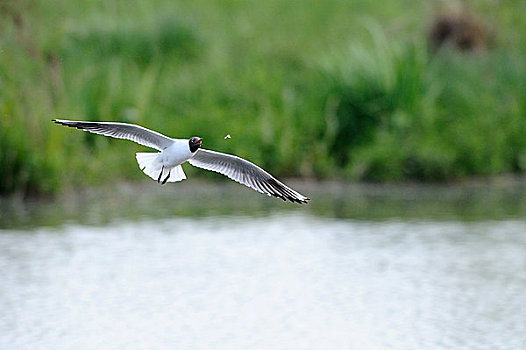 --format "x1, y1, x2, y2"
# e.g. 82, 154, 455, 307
188, 137, 203, 153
